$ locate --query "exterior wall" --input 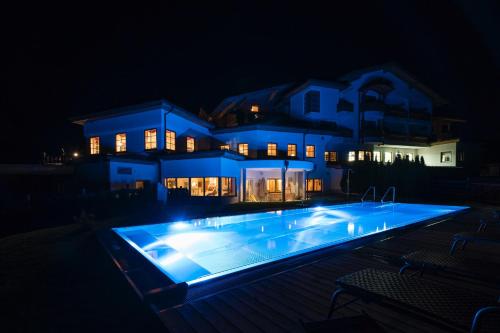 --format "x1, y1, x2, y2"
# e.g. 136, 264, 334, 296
164, 111, 212, 151
109, 161, 159, 190
289, 85, 342, 123
417, 141, 457, 167
84, 109, 163, 154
